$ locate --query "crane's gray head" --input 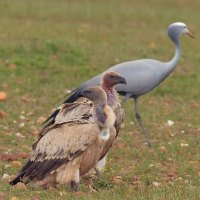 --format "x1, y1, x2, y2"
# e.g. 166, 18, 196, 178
101, 71, 126, 88
168, 22, 195, 43
77, 86, 107, 104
